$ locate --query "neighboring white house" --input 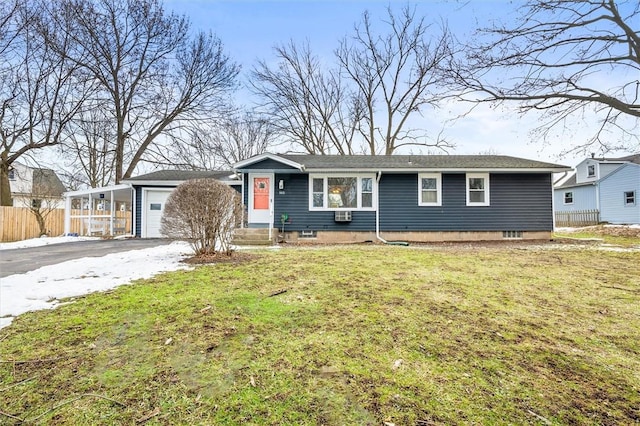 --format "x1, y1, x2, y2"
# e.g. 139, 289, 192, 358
554, 154, 640, 225
8, 162, 66, 208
